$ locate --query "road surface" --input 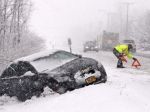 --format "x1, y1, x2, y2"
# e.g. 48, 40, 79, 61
0, 50, 150, 112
